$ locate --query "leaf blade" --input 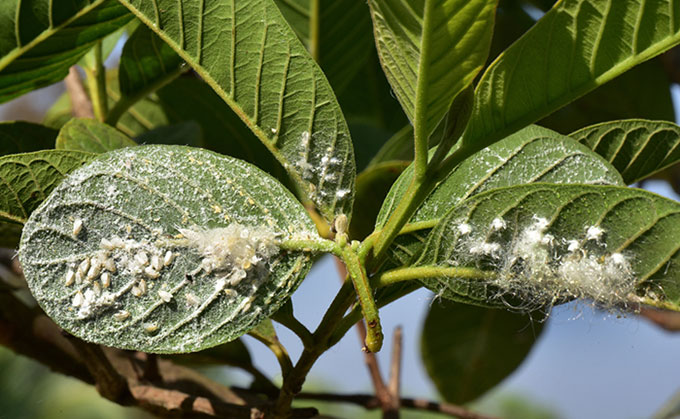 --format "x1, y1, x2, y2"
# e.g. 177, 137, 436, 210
117, 0, 356, 223
56, 118, 137, 153
570, 119, 680, 185
368, 0, 498, 138
413, 184, 680, 310
19, 145, 319, 353
0, 0, 133, 103
462, 0, 680, 150
0, 150, 95, 224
